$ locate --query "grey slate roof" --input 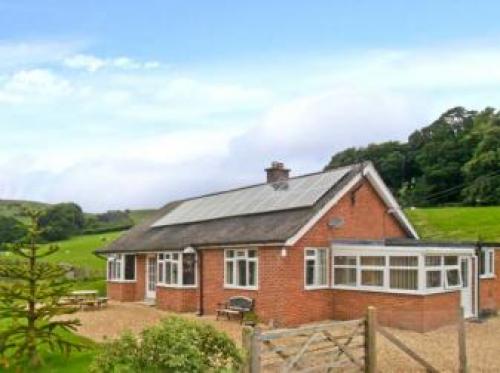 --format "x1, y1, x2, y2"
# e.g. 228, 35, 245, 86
97, 164, 363, 254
